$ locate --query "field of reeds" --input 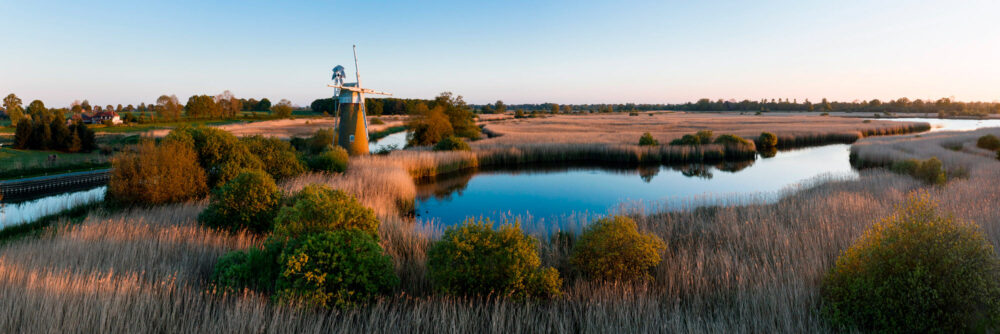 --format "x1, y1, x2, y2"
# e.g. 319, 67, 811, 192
478, 112, 929, 147
1, 117, 998, 332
